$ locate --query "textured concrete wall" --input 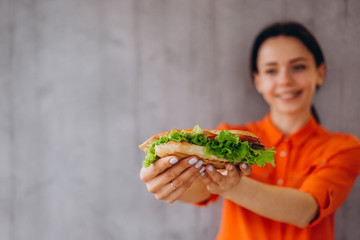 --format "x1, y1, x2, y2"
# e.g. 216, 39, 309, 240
1, 0, 359, 239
